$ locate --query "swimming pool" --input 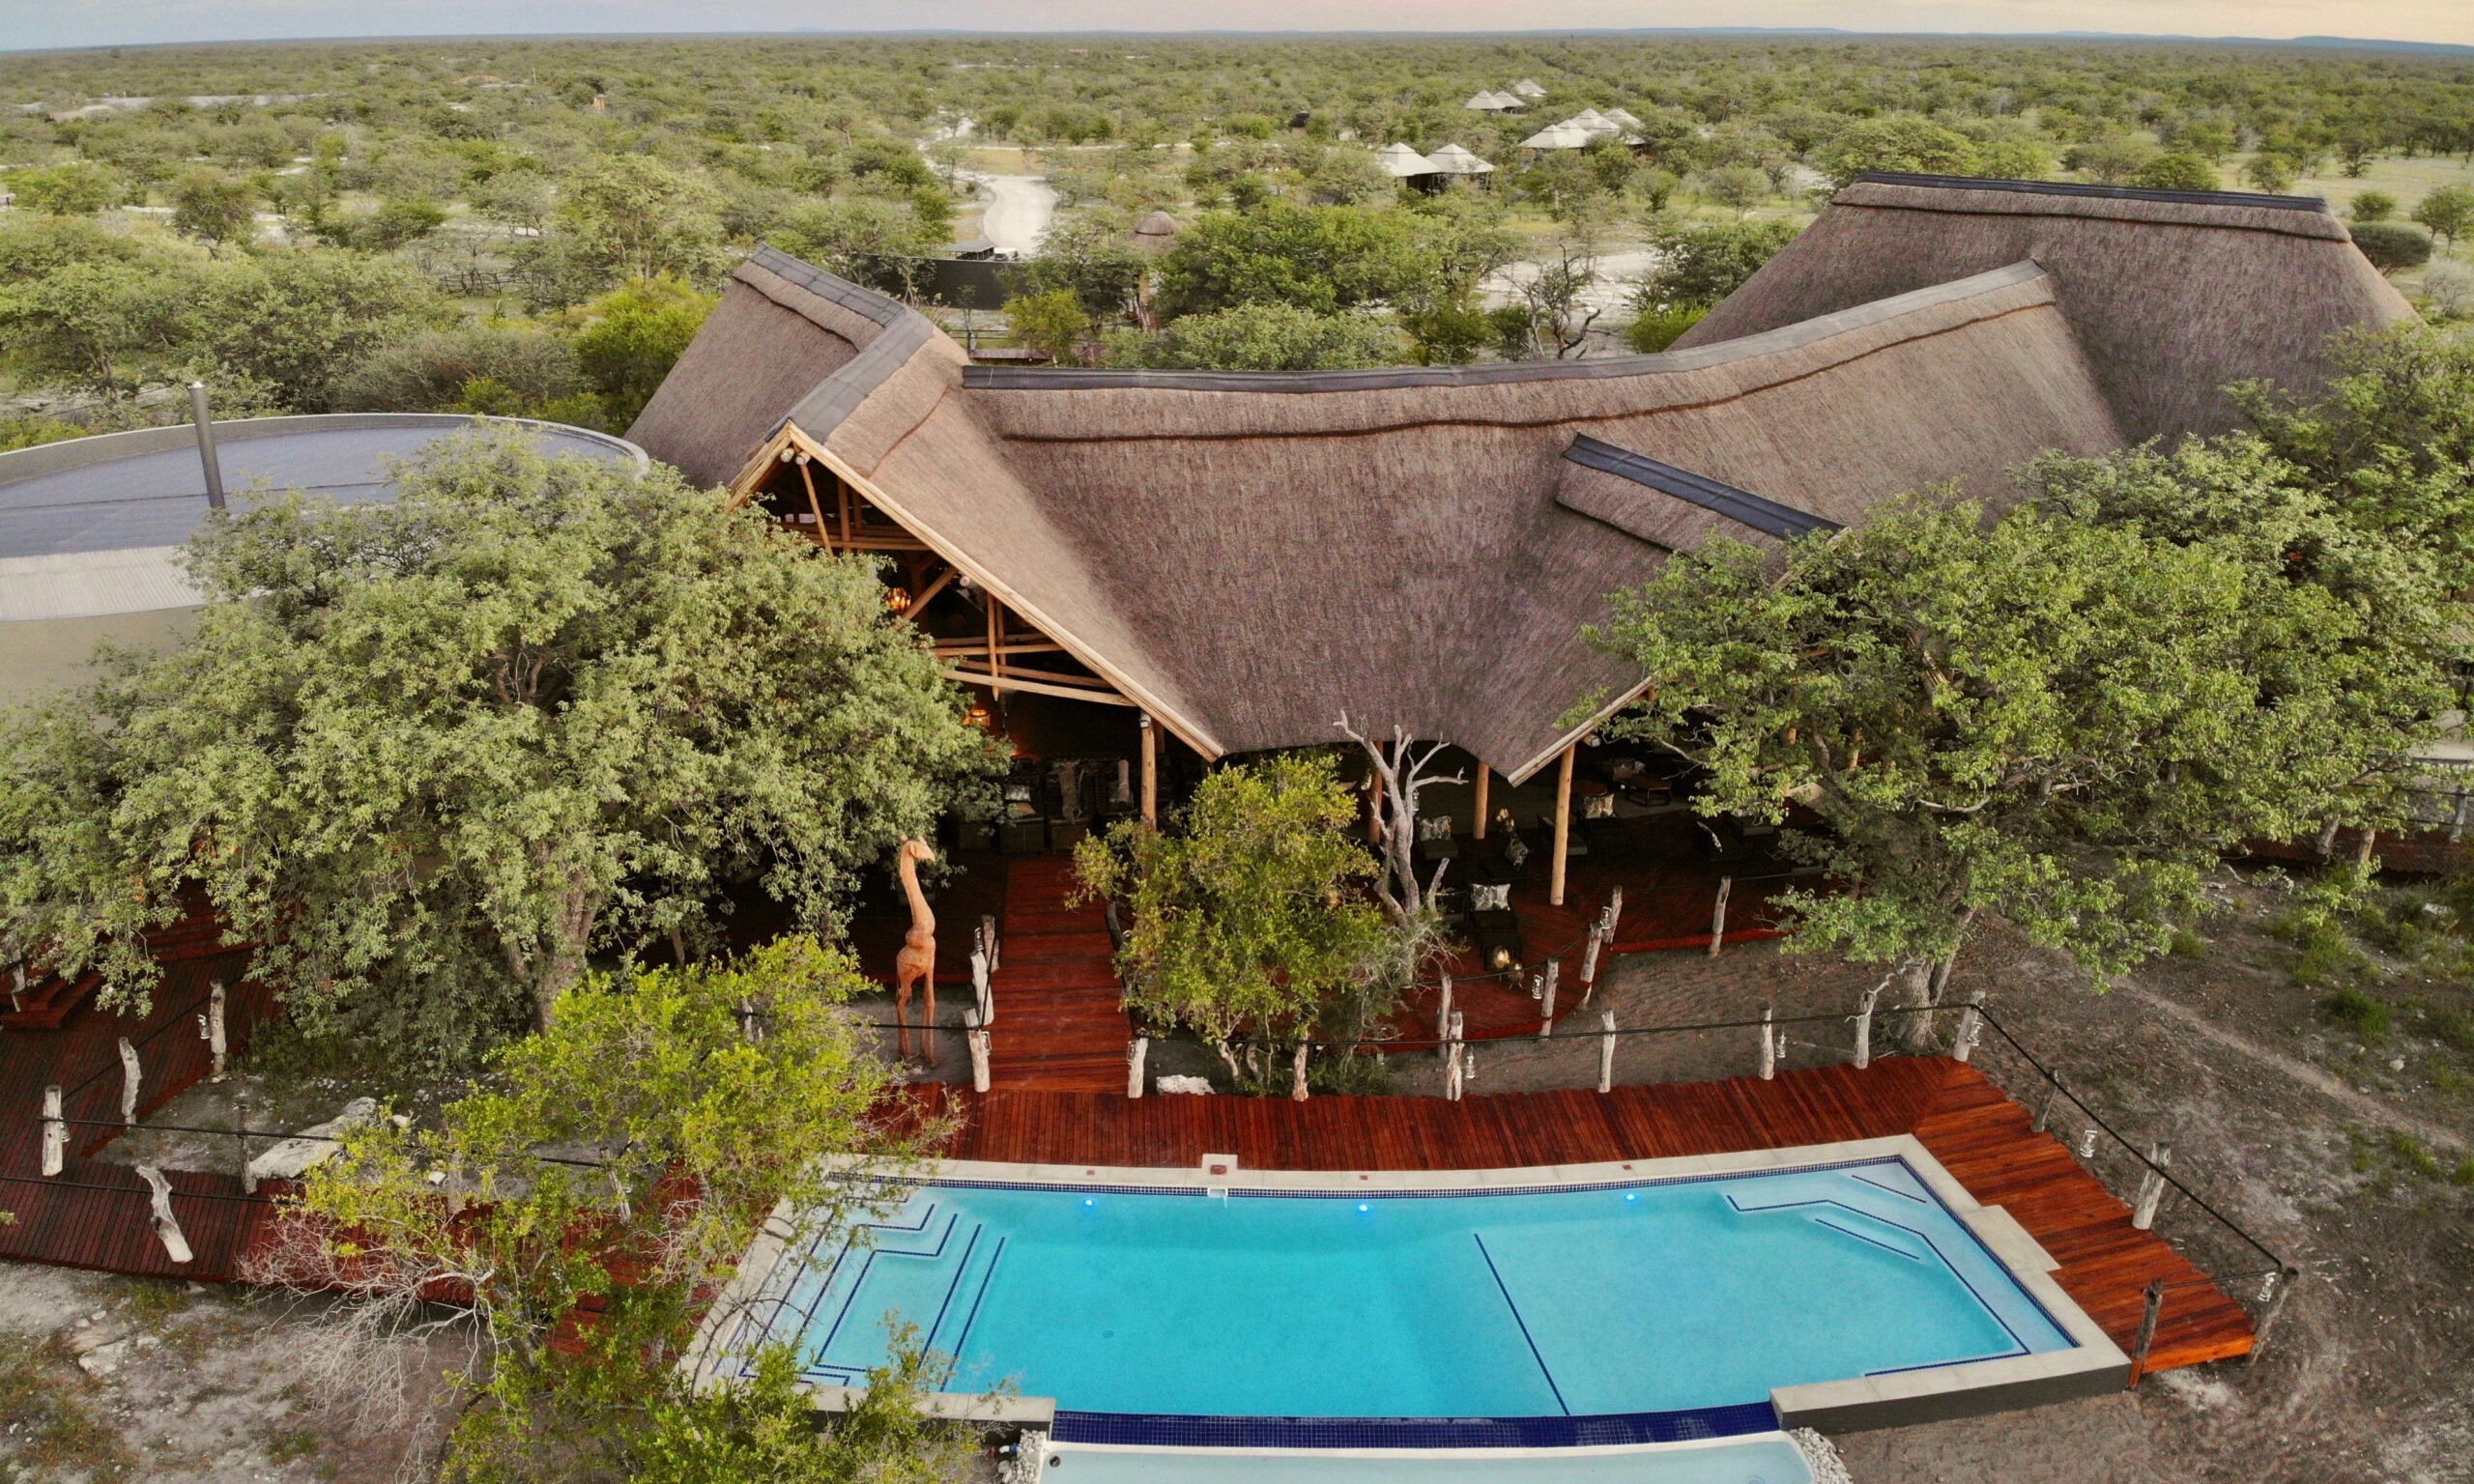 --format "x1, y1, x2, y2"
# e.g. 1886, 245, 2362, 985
706, 1137, 2124, 1448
